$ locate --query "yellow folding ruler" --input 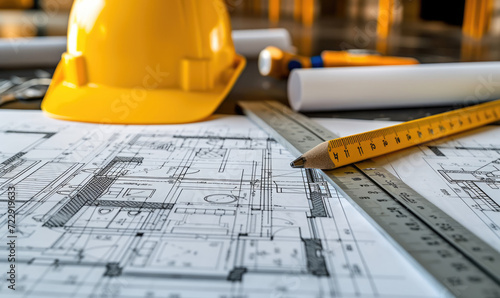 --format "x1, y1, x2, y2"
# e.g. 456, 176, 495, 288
315, 100, 500, 169
238, 101, 500, 297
